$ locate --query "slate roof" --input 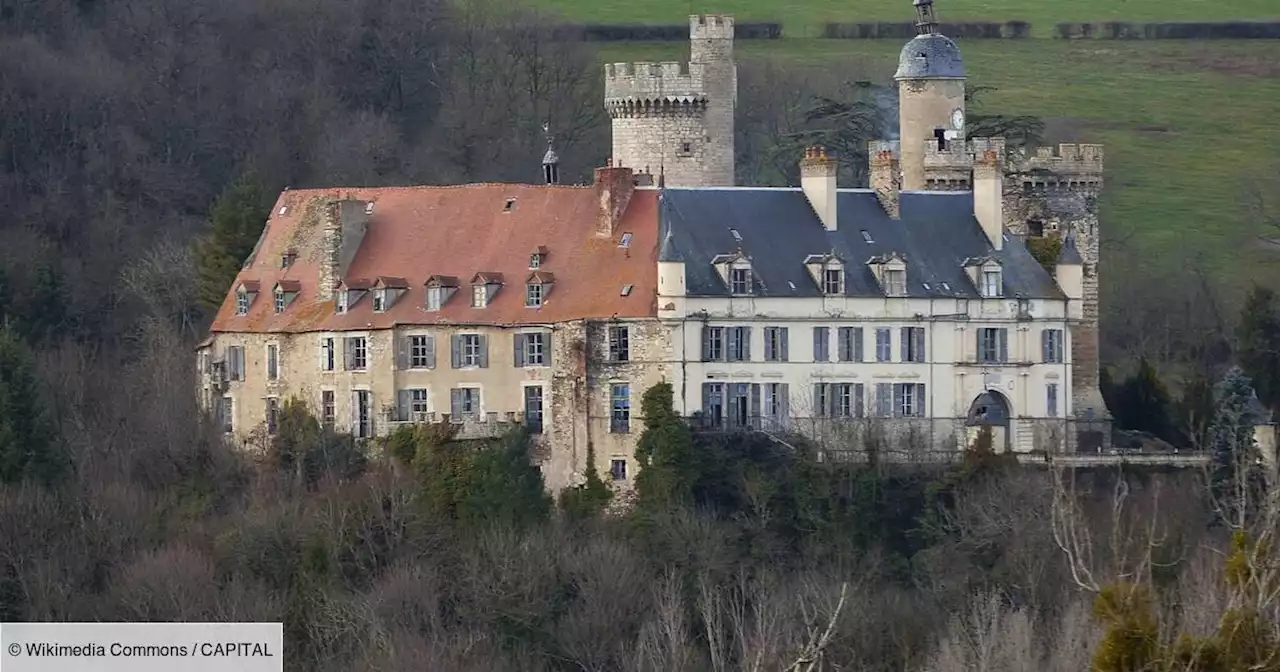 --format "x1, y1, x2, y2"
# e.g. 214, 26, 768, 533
210, 183, 658, 333
895, 33, 965, 80
658, 188, 1064, 300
